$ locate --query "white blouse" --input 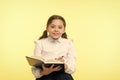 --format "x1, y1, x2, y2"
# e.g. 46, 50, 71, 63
31, 36, 76, 78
